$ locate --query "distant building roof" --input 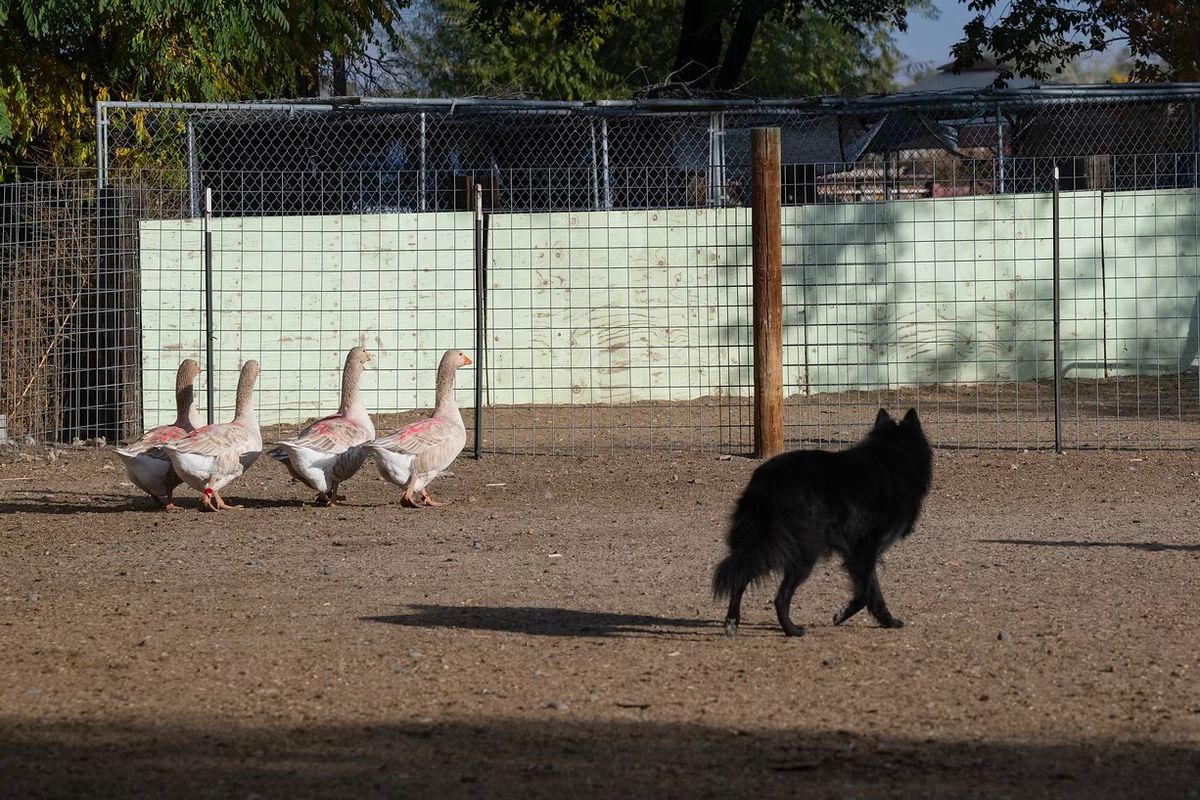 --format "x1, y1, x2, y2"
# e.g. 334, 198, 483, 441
902, 56, 1041, 93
